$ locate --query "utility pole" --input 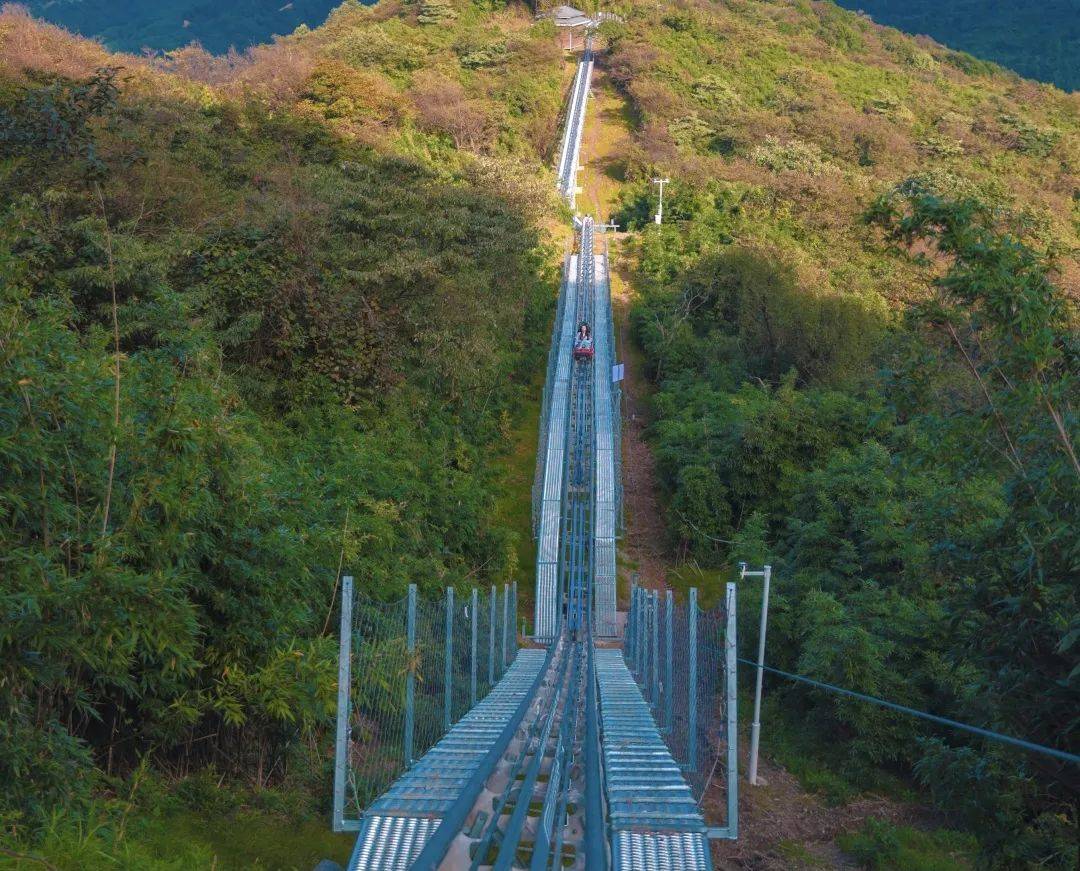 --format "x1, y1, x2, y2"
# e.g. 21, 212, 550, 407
651, 177, 670, 225
739, 562, 771, 786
